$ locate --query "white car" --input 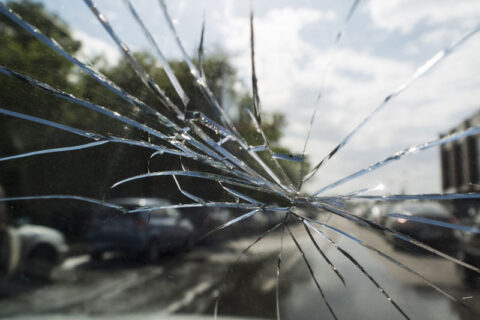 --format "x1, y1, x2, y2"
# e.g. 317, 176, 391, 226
1, 223, 68, 280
